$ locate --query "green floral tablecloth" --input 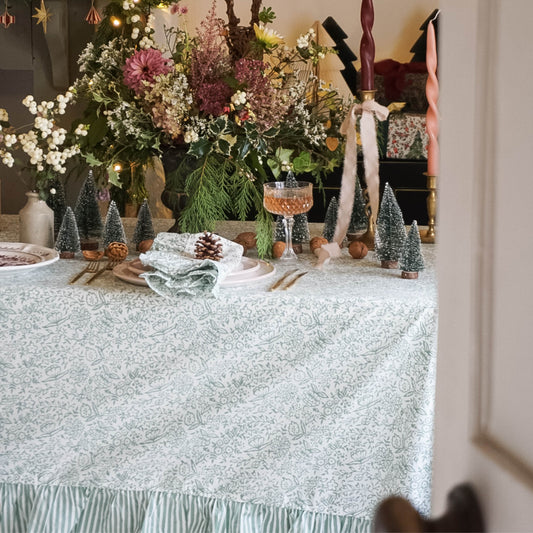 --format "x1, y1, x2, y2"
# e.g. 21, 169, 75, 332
0, 216, 437, 533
